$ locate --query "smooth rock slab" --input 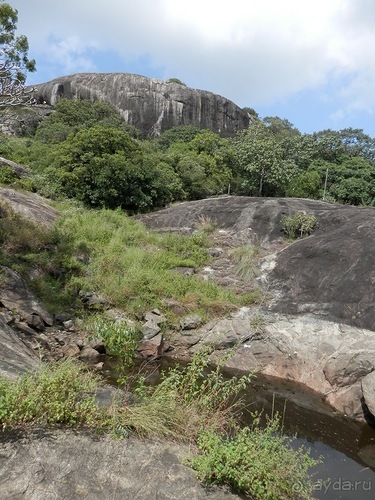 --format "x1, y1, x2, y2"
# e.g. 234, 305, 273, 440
0, 430, 238, 500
